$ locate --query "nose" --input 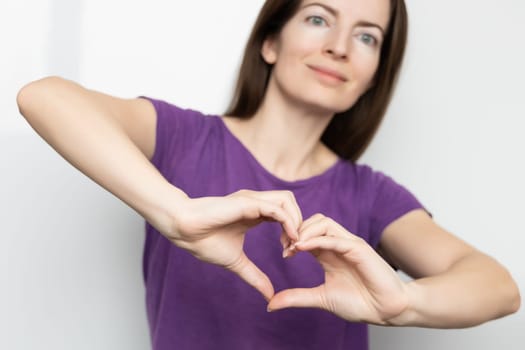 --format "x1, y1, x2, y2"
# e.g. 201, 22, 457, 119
324, 28, 350, 60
